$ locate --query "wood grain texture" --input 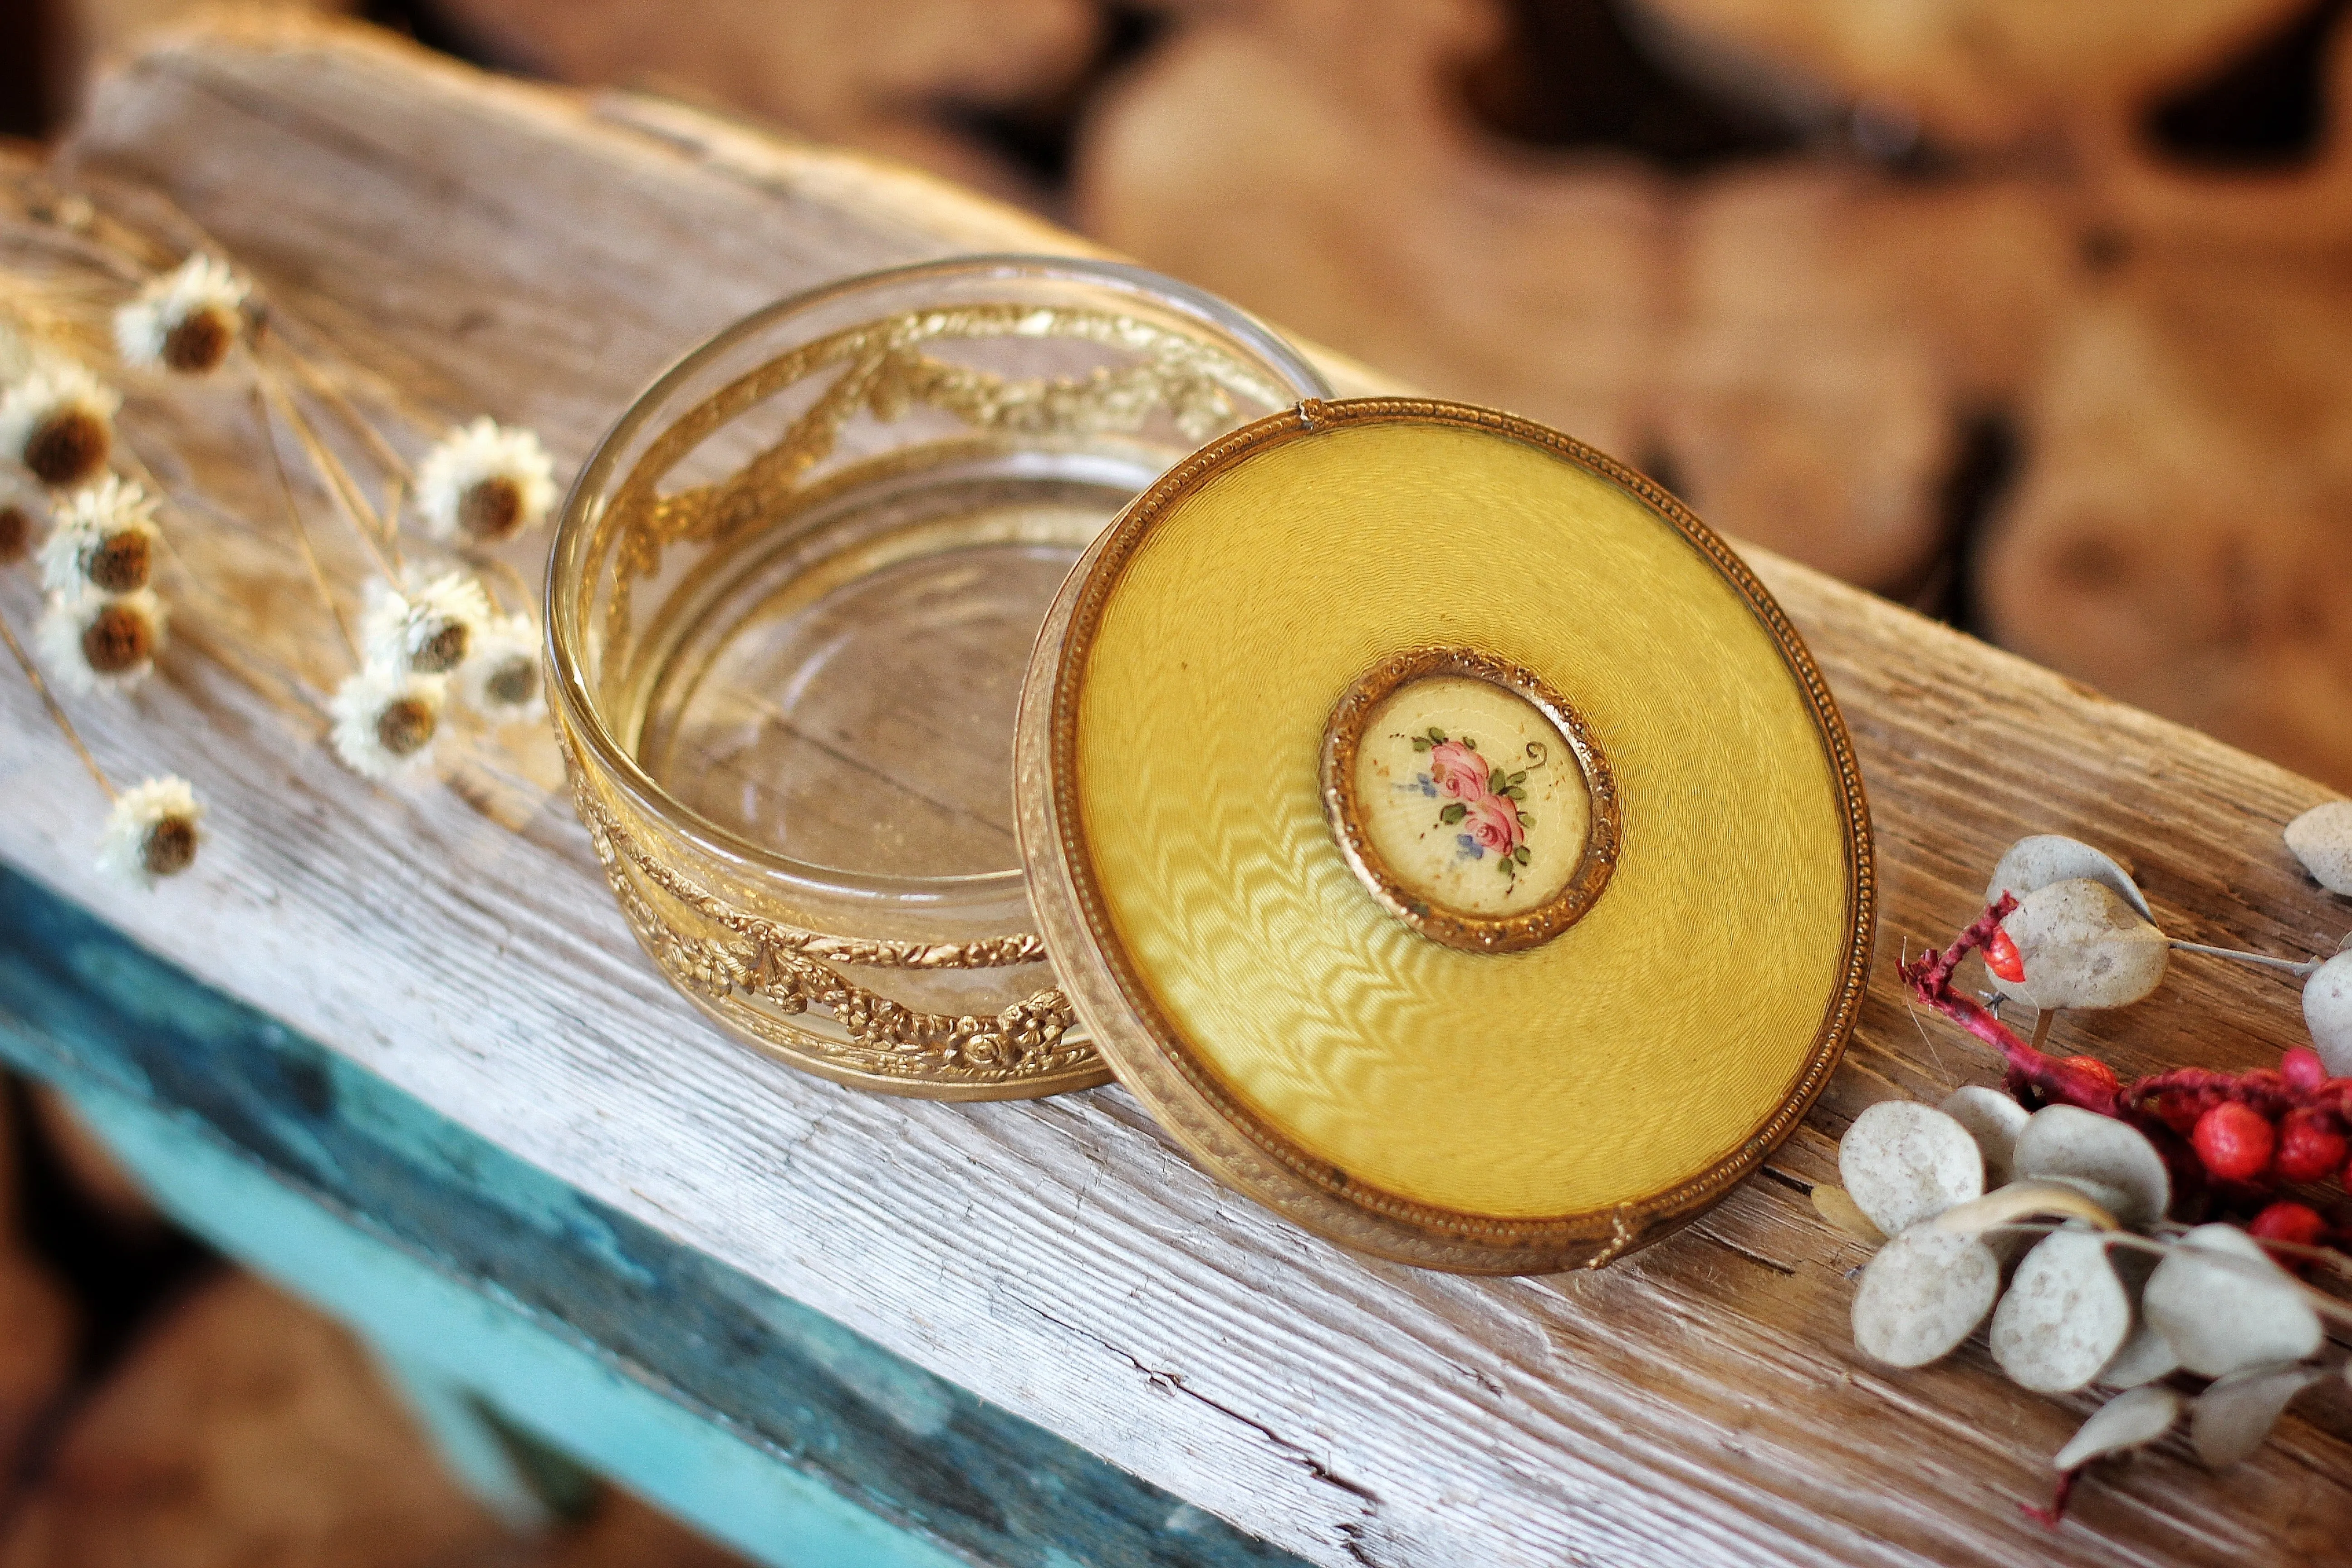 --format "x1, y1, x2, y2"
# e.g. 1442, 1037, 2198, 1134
2, 14, 2349, 1565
